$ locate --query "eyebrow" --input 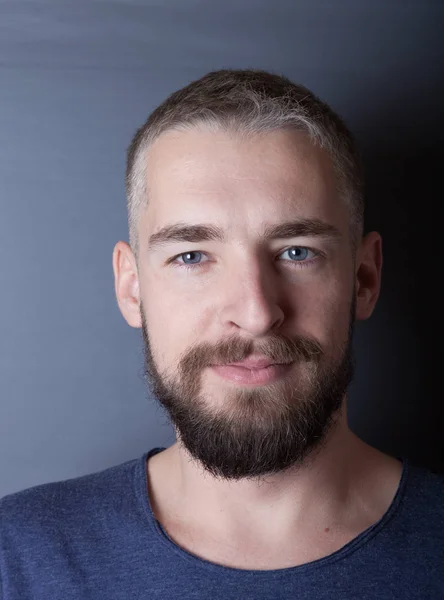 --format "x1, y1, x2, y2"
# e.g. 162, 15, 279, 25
148, 218, 341, 251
